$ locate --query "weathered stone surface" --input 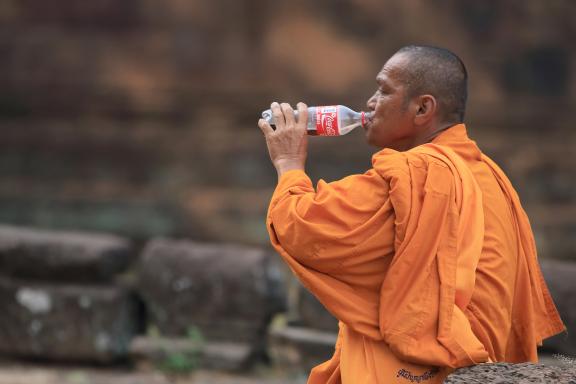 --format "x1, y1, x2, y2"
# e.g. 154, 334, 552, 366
539, 258, 576, 355
137, 239, 286, 345
0, 277, 139, 362
445, 362, 576, 383
130, 336, 253, 372
0, 225, 133, 283
297, 286, 338, 332
268, 325, 337, 374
